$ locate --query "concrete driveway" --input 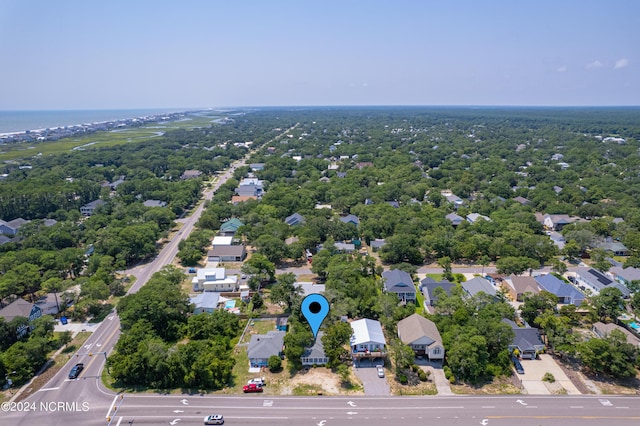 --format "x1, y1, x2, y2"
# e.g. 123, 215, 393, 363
519, 354, 581, 394
353, 362, 390, 395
